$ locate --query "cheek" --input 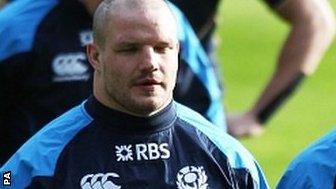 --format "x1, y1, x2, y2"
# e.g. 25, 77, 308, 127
105, 60, 136, 87
102, 60, 121, 83
164, 57, 178, 78
104, 56, 126, 75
